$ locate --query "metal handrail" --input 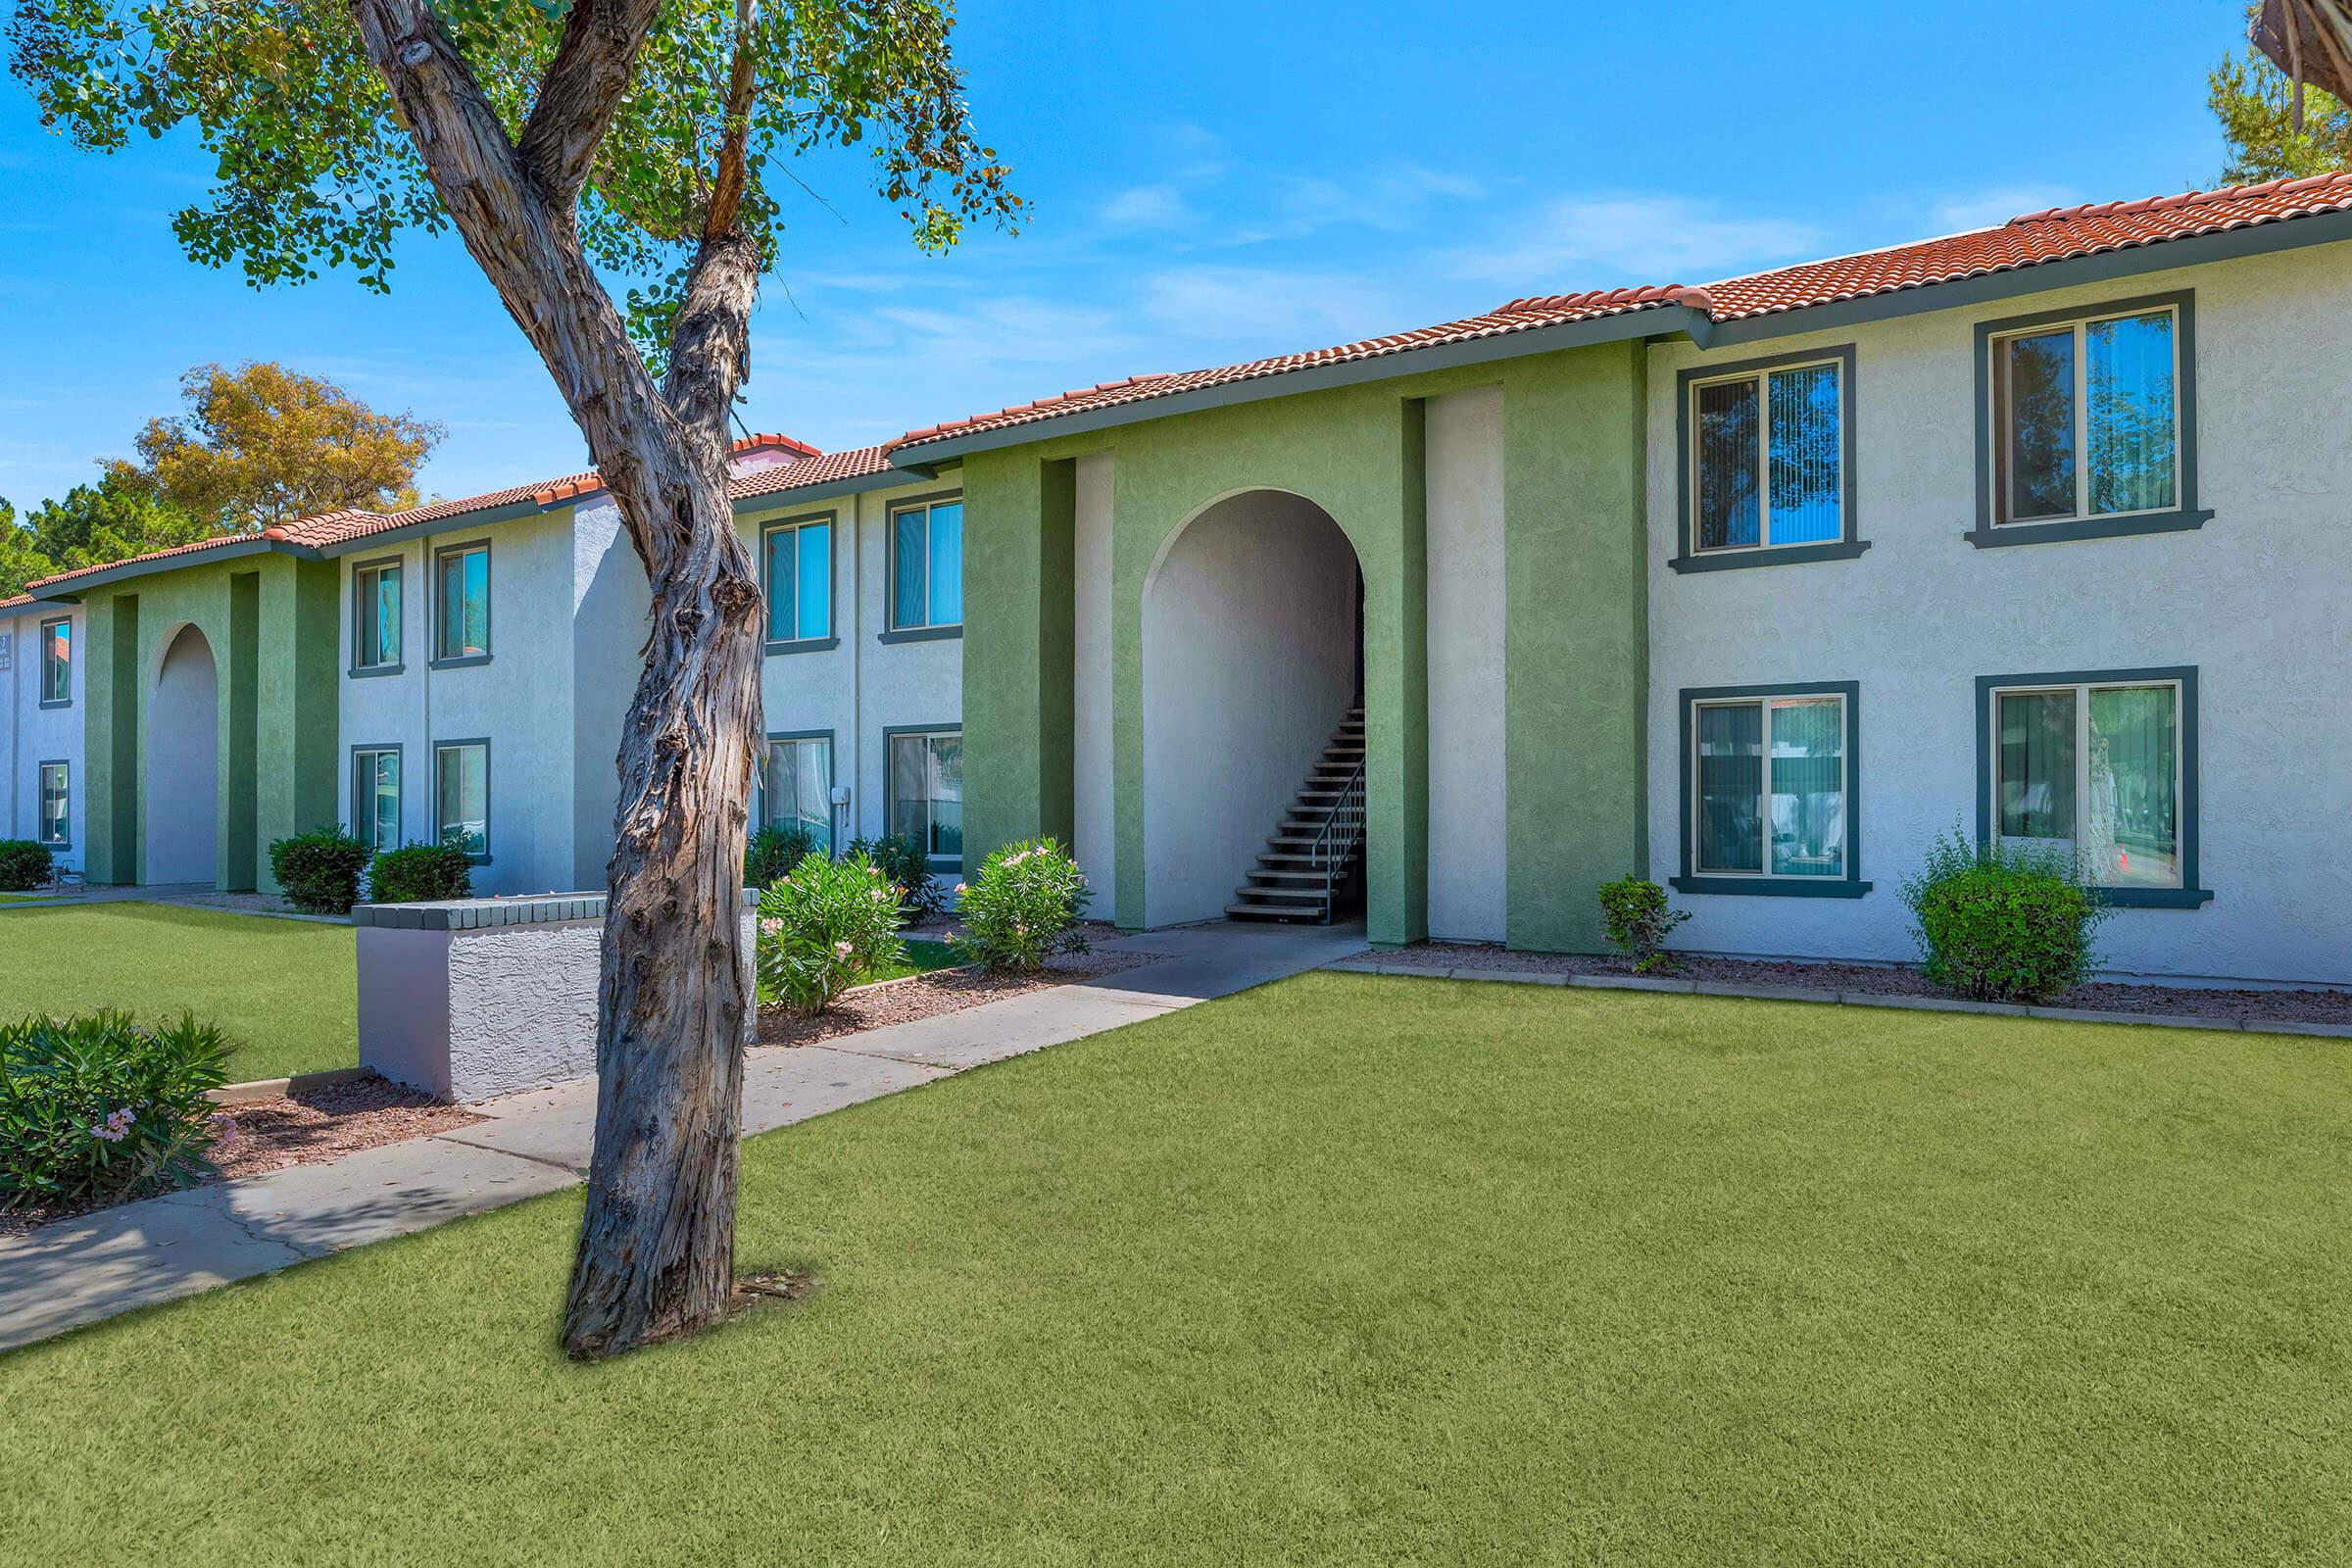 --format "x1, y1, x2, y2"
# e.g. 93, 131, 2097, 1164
1308, 757, 1367, 921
